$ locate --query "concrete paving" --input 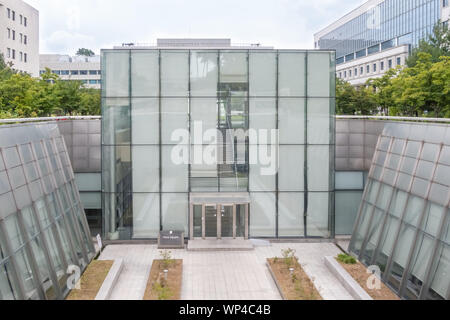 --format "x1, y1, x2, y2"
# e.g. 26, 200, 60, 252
99, 242, 354, 300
